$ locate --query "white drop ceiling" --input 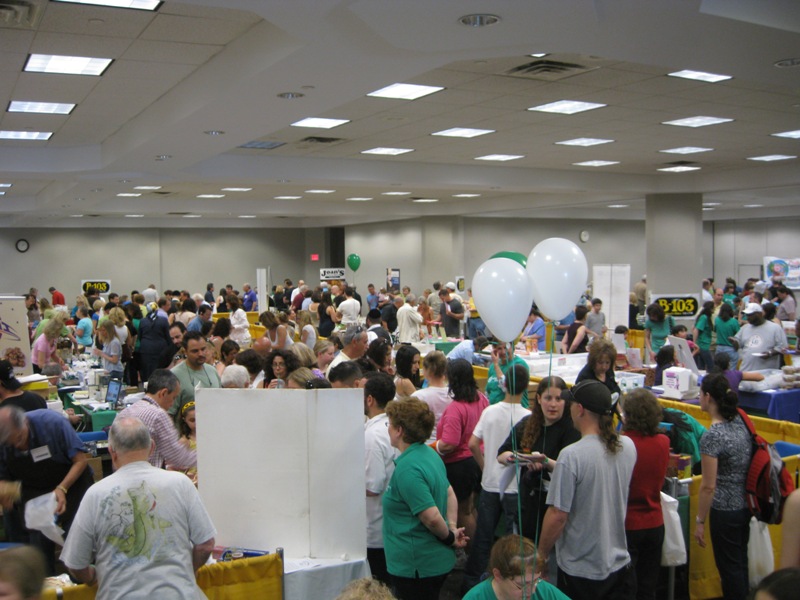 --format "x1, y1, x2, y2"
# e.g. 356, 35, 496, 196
0, 0, 798, 228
